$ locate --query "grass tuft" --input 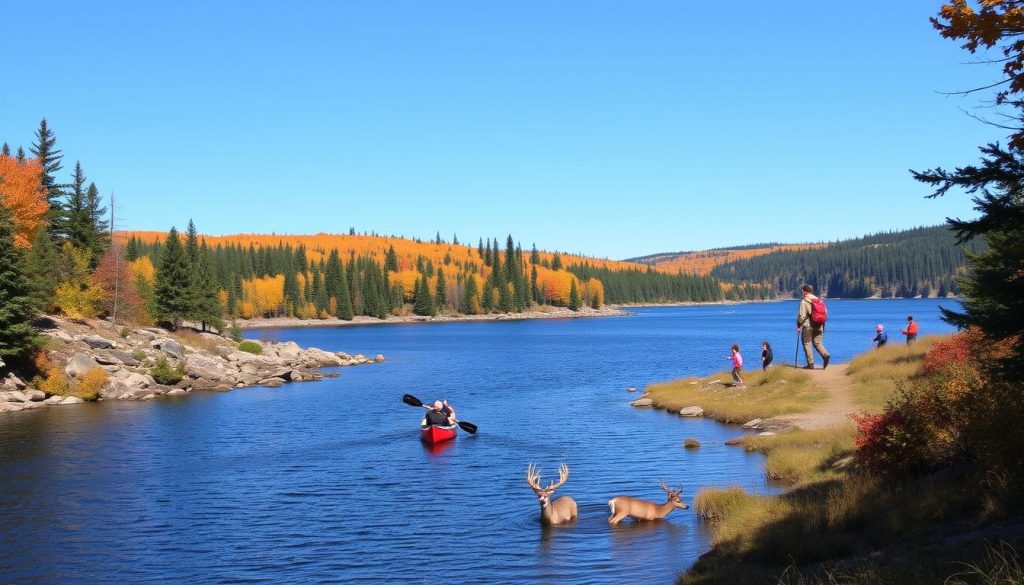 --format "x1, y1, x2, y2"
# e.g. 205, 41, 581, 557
846, 337, 938, 411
